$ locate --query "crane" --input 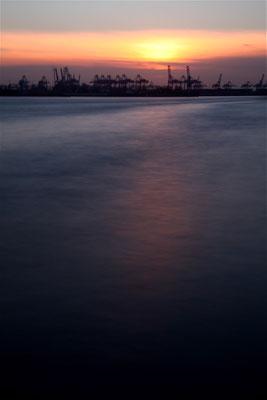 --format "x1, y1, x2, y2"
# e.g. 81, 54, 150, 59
185, 66, 200, 89
186, 66, 192, 89
135, 74, 148, 89
38, 76, 49, 89
180, 75, 187, 91
241, 81, 253, 89
223, 81, 236, 89
193, 76, 205, 89
212, 74, 222, 89
254, 74, 265, 89
53, 68, 59, 85
19, 75, 30, 90
168, 65, 173, 88
167, 65, 183, 89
